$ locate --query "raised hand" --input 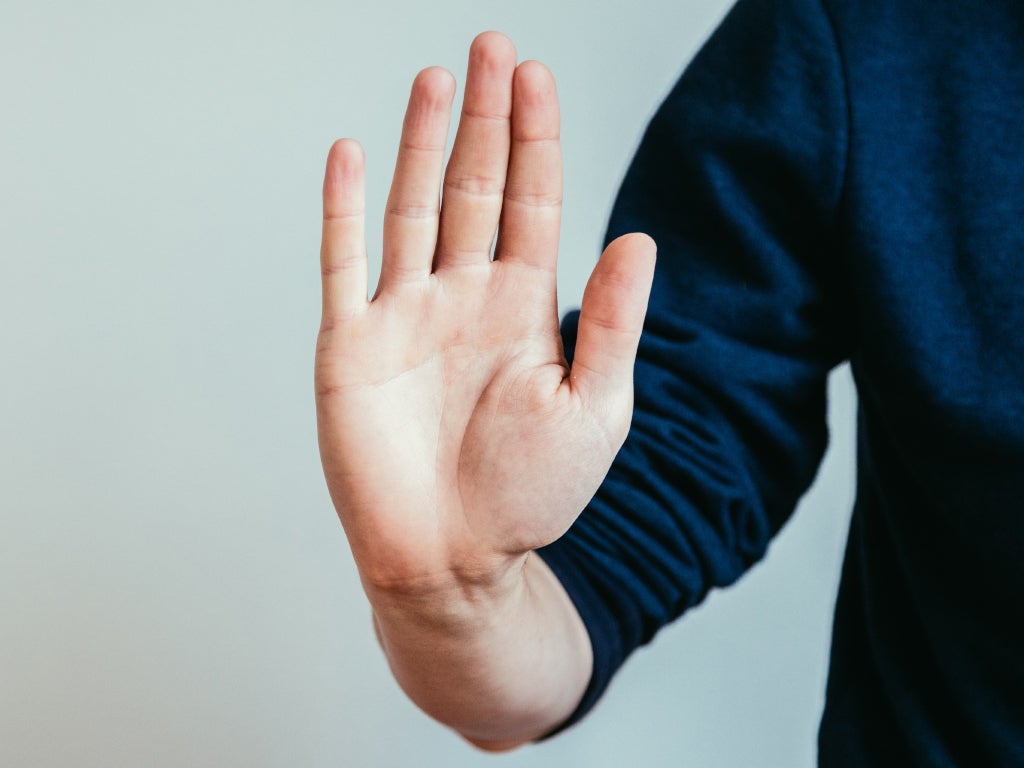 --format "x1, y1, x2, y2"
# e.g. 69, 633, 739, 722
314, 32, 654, 744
